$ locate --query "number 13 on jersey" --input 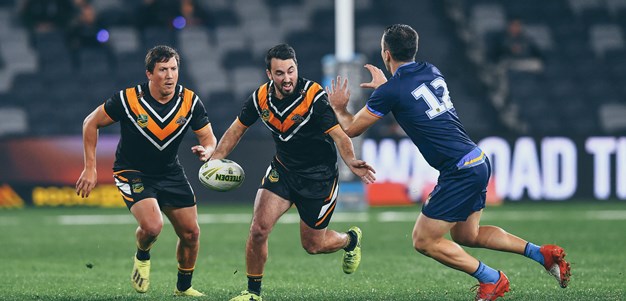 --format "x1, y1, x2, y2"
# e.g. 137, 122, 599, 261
411, 77, 454, 119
